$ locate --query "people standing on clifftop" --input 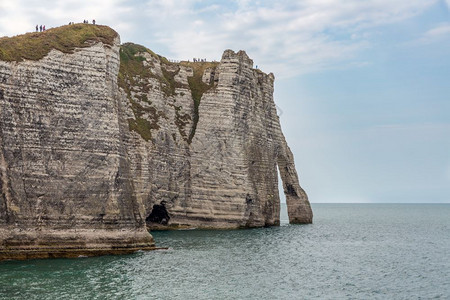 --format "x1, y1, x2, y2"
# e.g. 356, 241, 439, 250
43, 25, 46, 31
93, 19, 96, 25
39, 25, 42, 32
36, 25, 38, 32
